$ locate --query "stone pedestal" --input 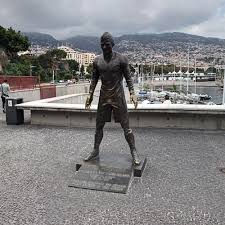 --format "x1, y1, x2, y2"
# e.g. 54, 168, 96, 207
69, 153, 147, 194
